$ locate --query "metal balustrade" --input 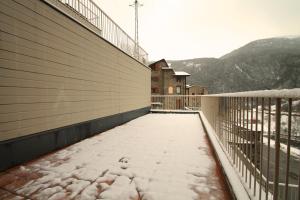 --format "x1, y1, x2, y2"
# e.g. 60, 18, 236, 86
57, 0, 148, 64
201, 89, 300, 200
151, 95, 201, 111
